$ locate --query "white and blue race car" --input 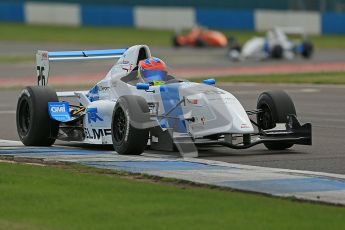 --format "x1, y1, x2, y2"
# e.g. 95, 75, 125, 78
16, 45, 312, 157
228, 27, 314, 61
